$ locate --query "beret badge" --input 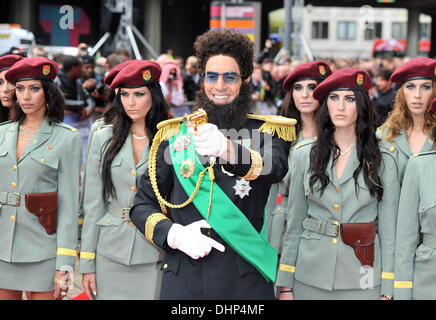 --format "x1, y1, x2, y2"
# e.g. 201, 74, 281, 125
356, 73, 364, 86
319, 65, 326, 76
42, 65, 51, 76
142, 69, 152, 82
